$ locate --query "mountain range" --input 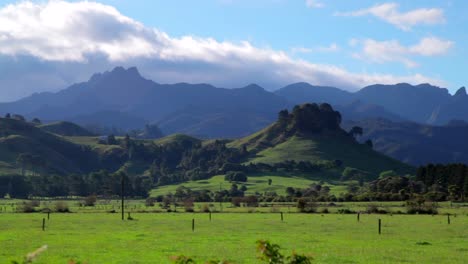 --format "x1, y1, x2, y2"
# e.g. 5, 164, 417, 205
1, 66, 467, 165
